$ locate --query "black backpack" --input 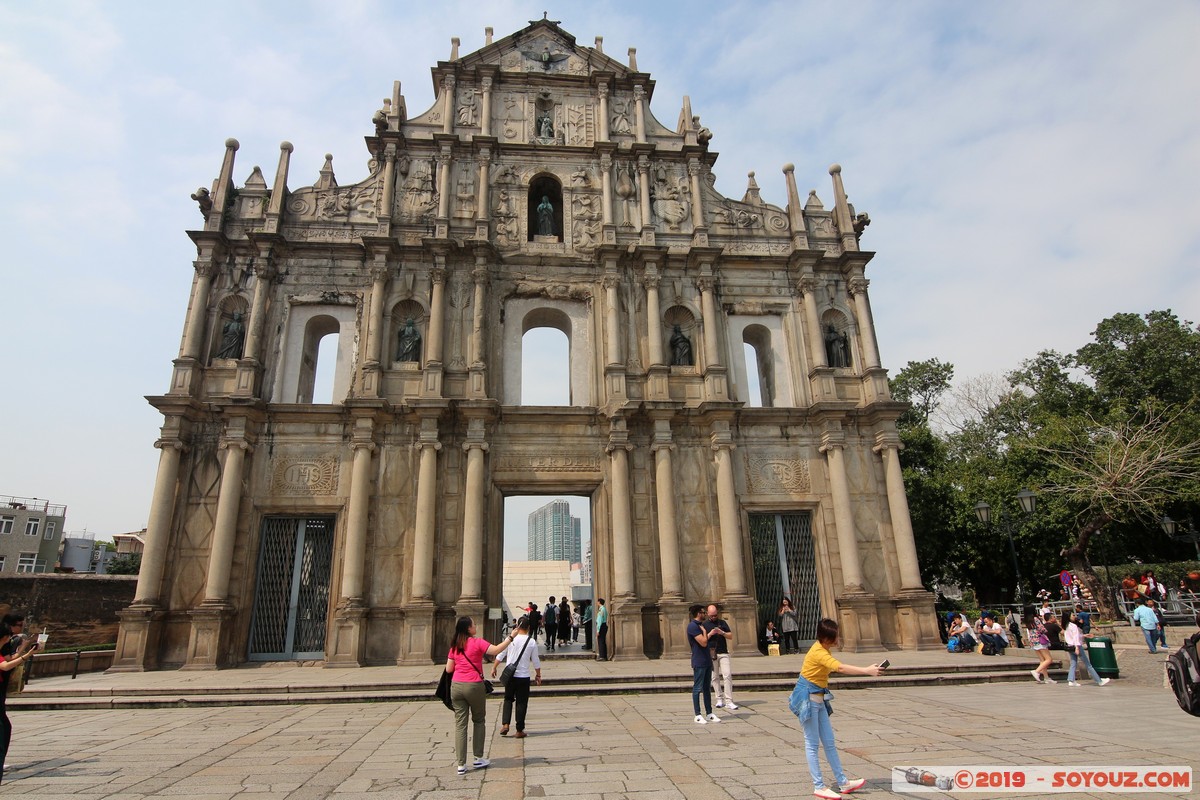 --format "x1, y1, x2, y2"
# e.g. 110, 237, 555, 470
1165, 632, 1200, 717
